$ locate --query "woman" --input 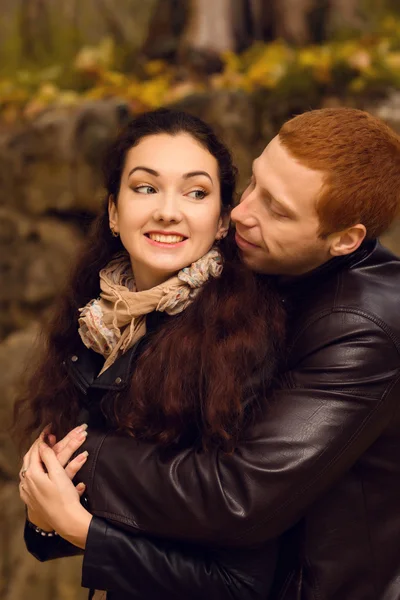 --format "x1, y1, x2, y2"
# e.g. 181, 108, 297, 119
15, 109, 285, 599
